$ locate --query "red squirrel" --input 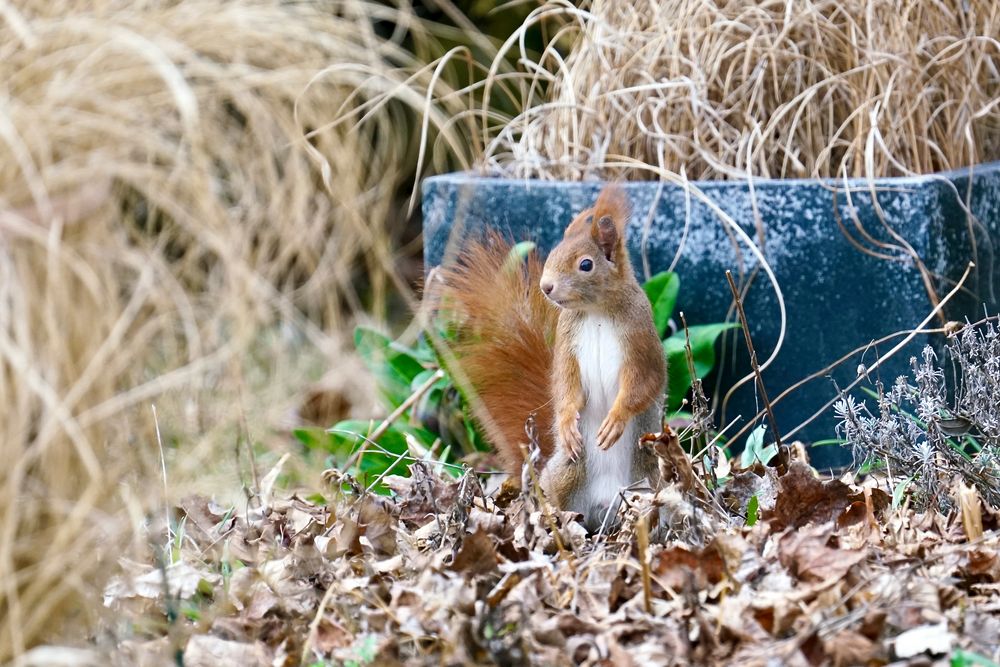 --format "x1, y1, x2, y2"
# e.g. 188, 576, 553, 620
431, 185, 666, 530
